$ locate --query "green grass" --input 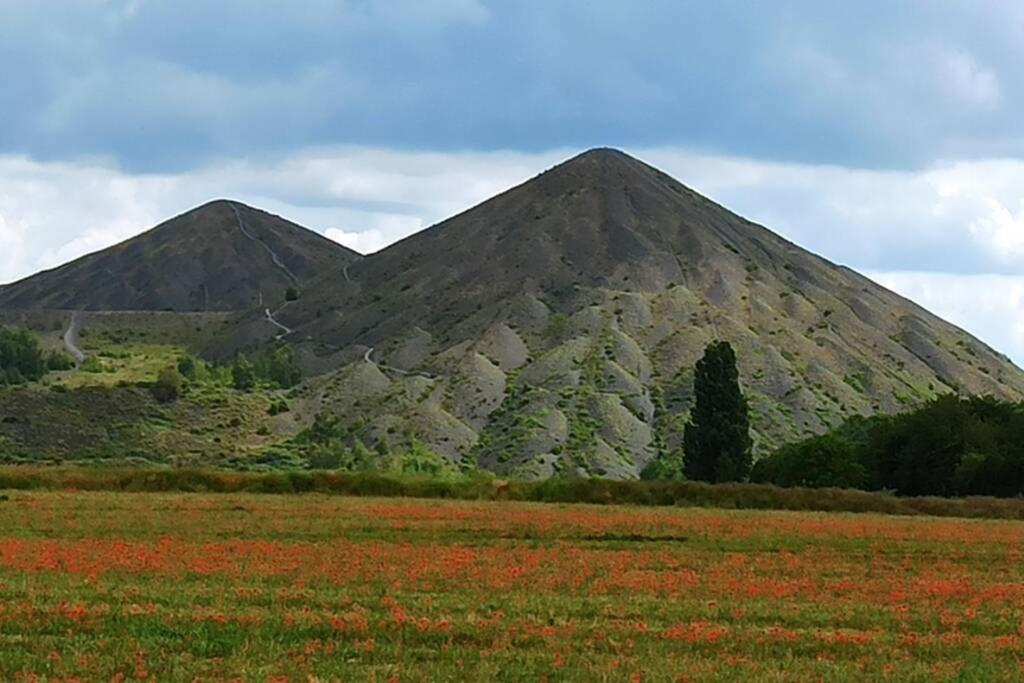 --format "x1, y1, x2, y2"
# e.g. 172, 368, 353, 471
46, 341, 183, 388
2, 491, 1024, 680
